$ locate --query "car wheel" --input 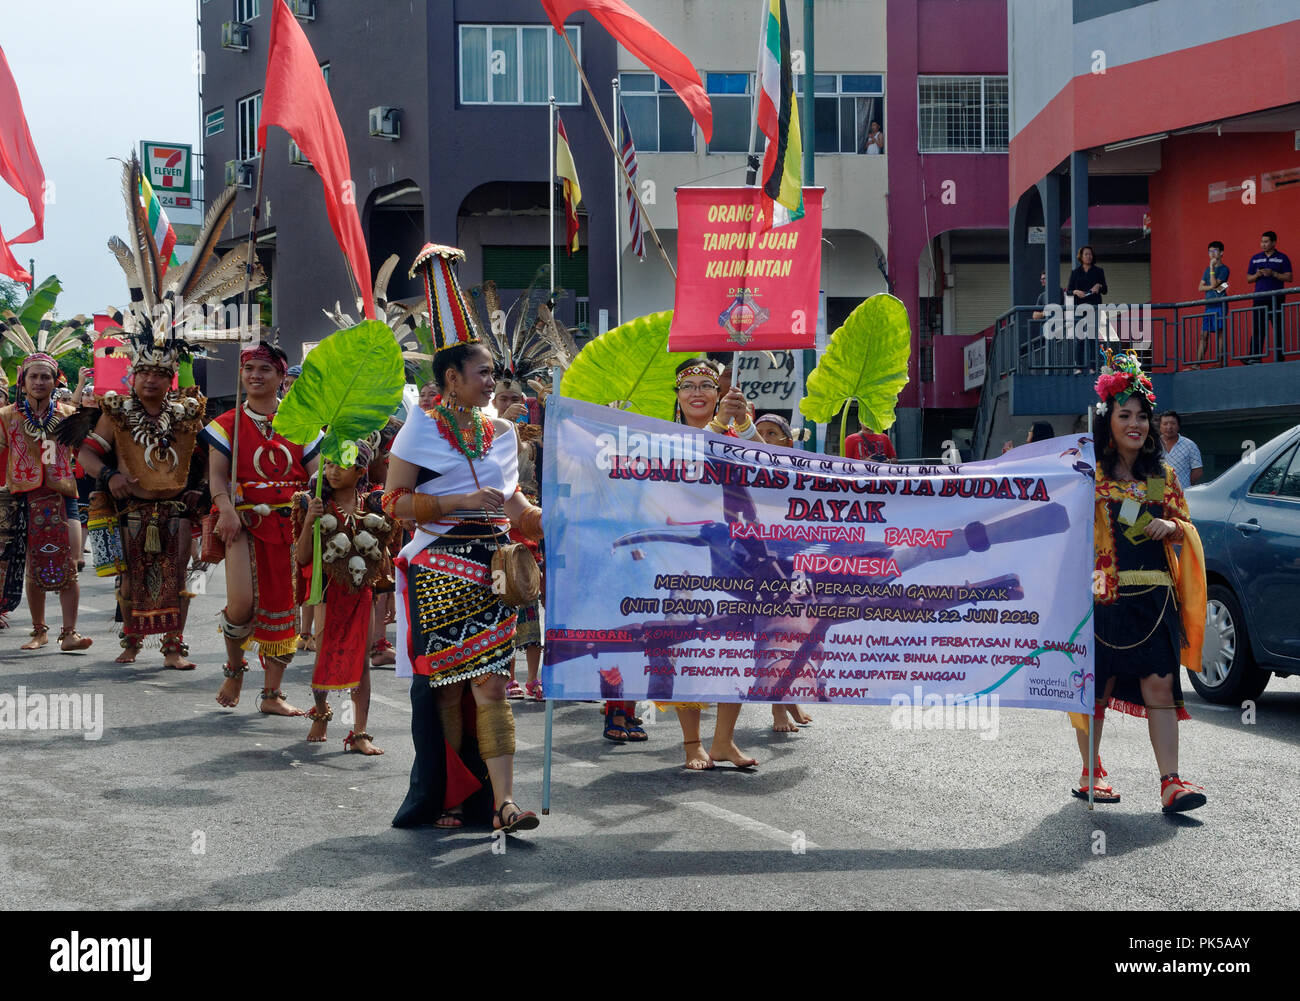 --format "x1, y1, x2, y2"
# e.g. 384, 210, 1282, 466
1189, 584, 1270, 704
